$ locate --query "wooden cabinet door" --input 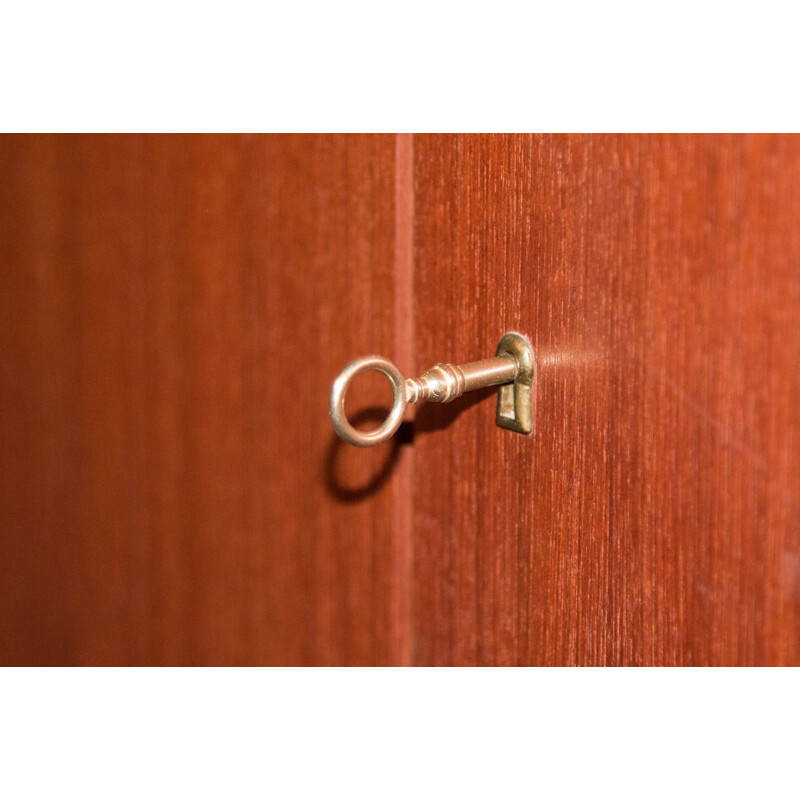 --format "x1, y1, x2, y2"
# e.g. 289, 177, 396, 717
412, 135, 800, 665
2, 134, 799, 665
0, 134, 409, 665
